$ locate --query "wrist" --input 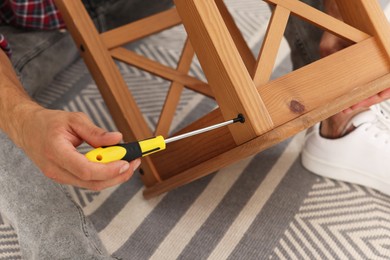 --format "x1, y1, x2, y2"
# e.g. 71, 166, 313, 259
0, 50, 45, 146
6, 101, 45, 147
